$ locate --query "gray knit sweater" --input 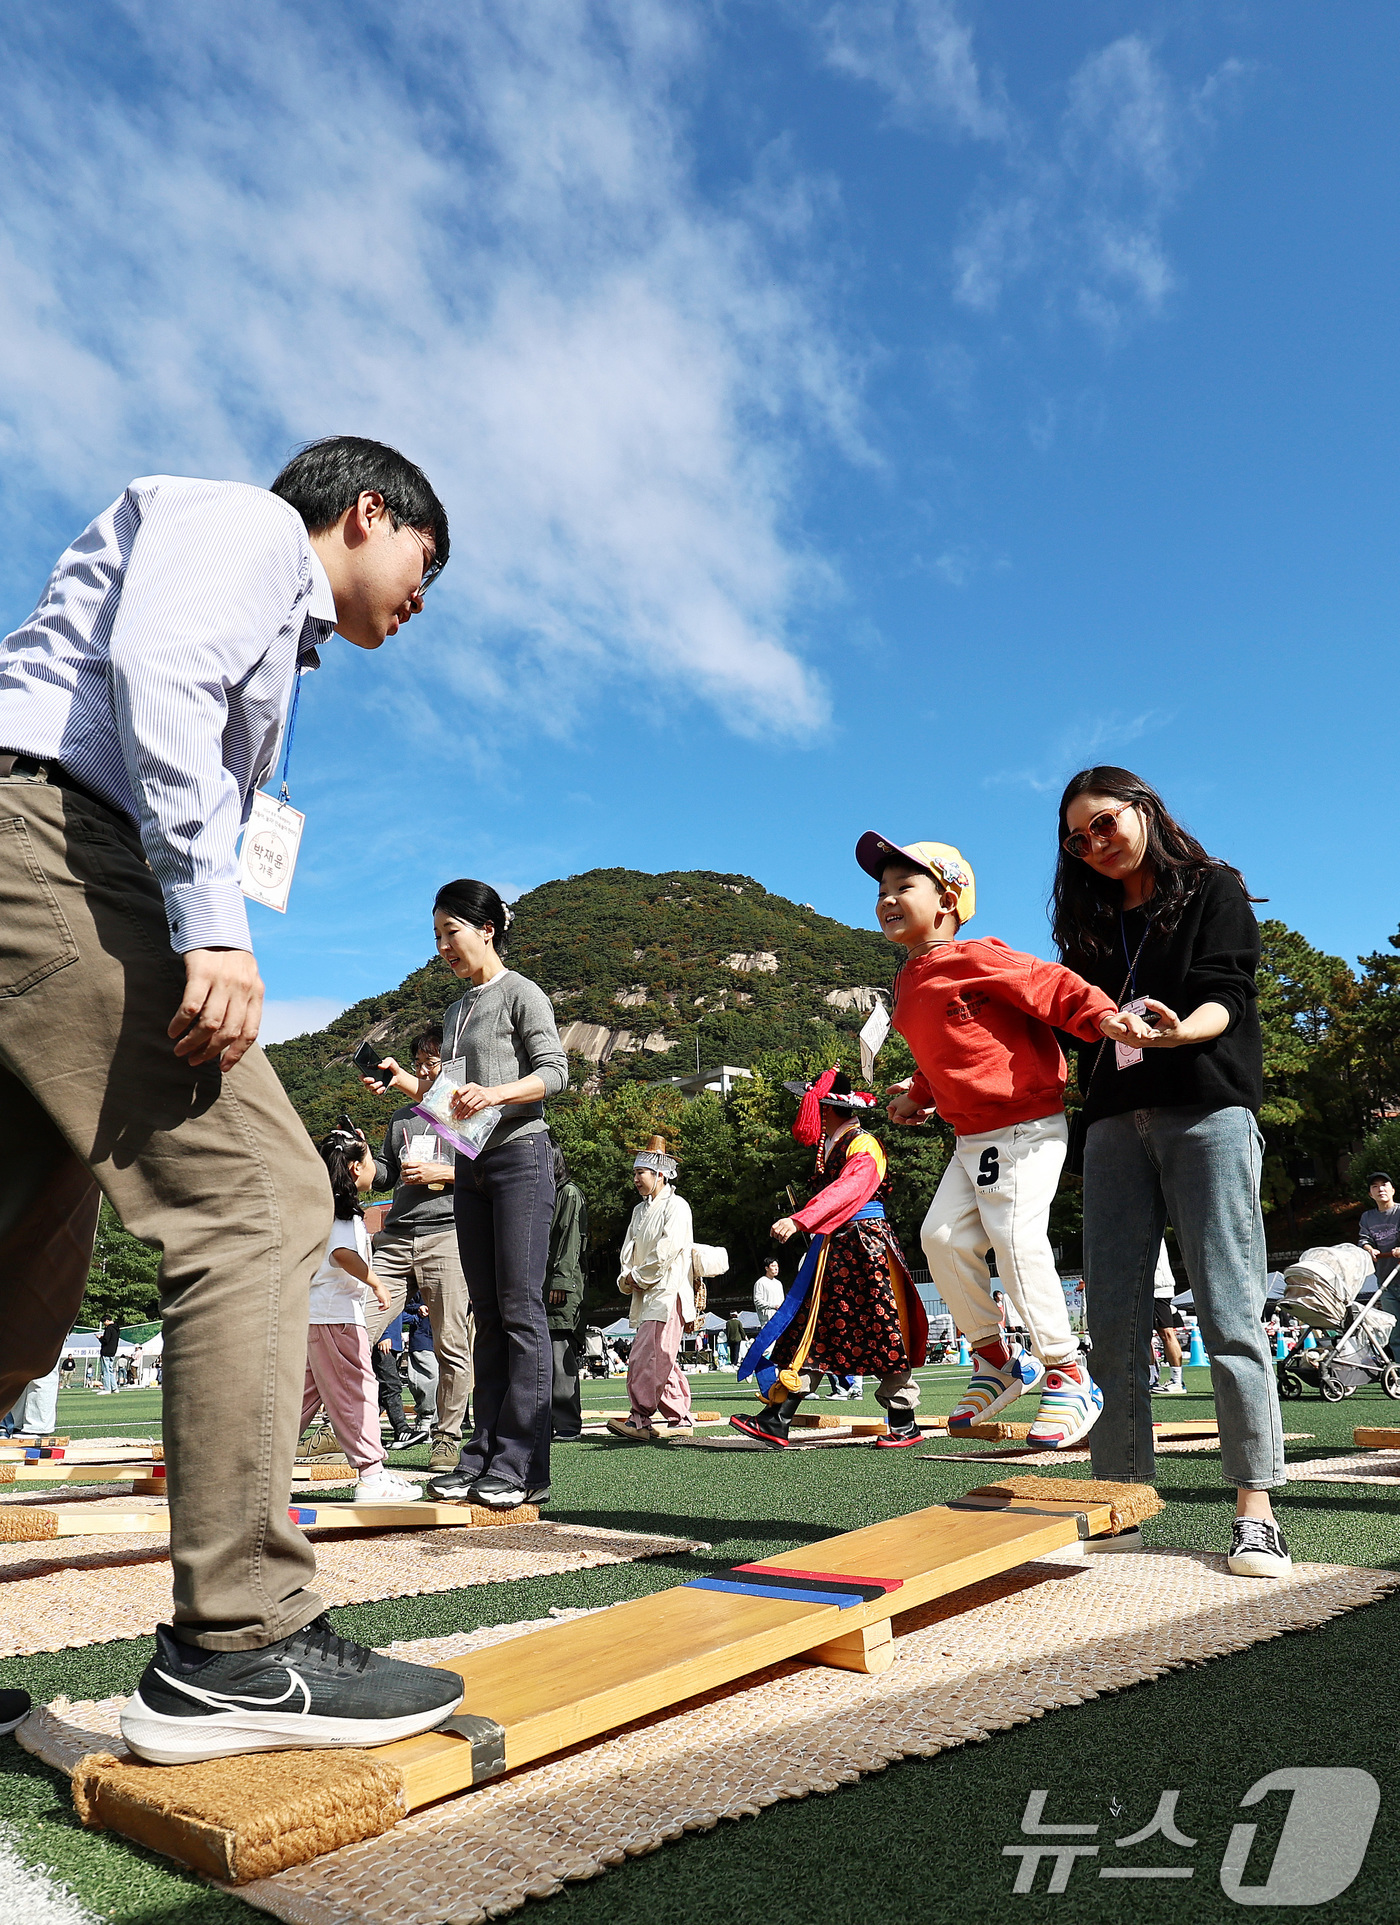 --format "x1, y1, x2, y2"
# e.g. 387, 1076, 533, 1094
441, 969, 568, 1152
